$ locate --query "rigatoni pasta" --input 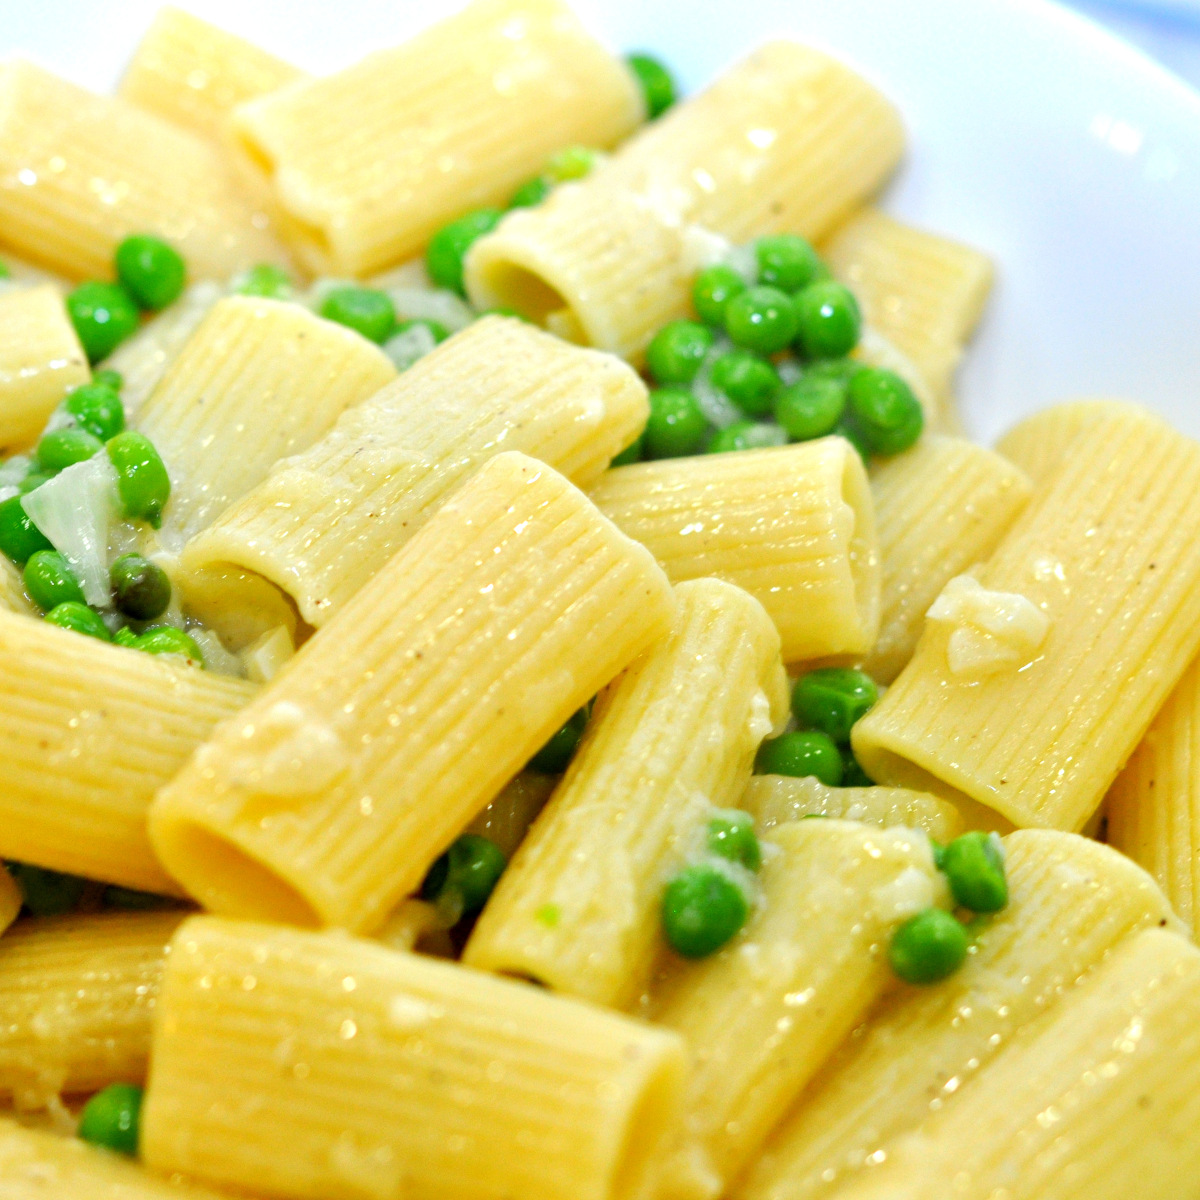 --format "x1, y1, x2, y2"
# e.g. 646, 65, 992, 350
0, 867, 19, 938
994, 397, 1138, 484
